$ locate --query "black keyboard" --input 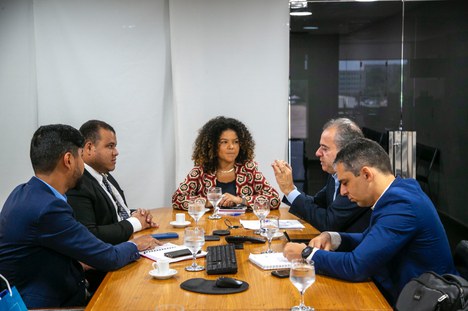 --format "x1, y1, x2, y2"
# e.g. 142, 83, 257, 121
205, 244, 238, 275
